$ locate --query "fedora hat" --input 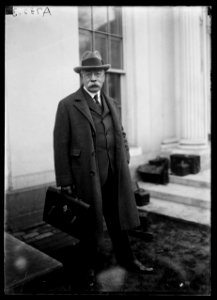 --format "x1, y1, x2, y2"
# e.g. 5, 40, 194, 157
74, 50, 111, 73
